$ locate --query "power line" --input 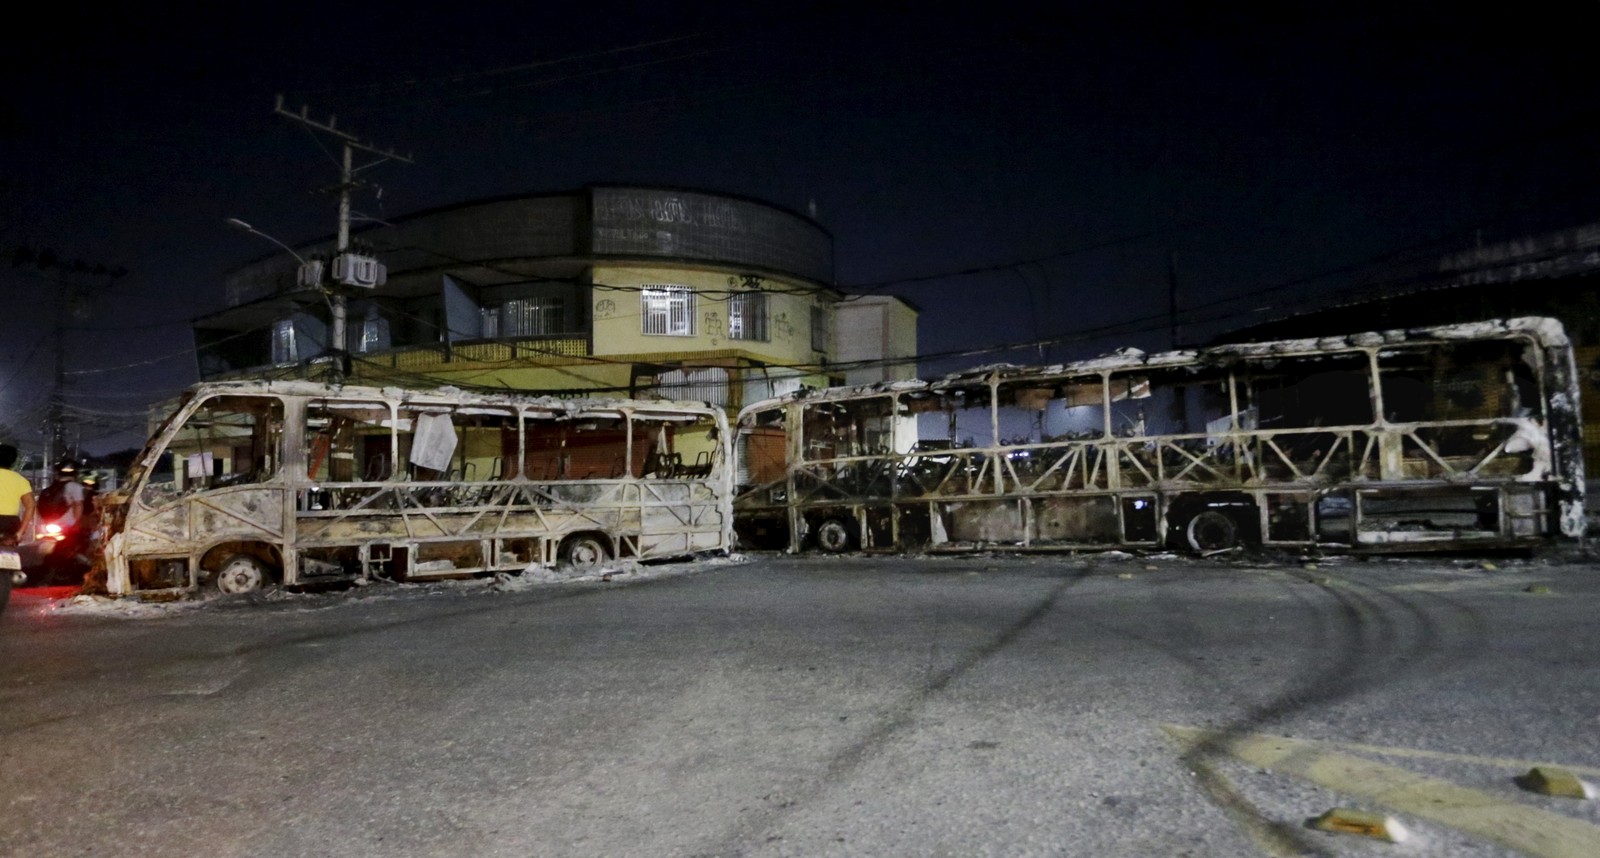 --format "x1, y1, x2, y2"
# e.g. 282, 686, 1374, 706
843, 223, 1194, 291
331, 47, 729, 116
0, 331, 50, 398
64, 324, 263, 376
66, 319, 190, 333
300, 34, 711, 101
61, 386, 188, 400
